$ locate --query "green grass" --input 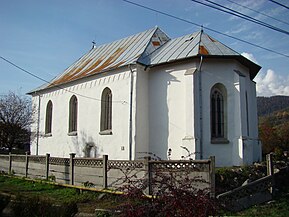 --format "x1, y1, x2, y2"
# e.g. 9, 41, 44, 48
0, 175, 87, 203
0, 174, 121, 214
